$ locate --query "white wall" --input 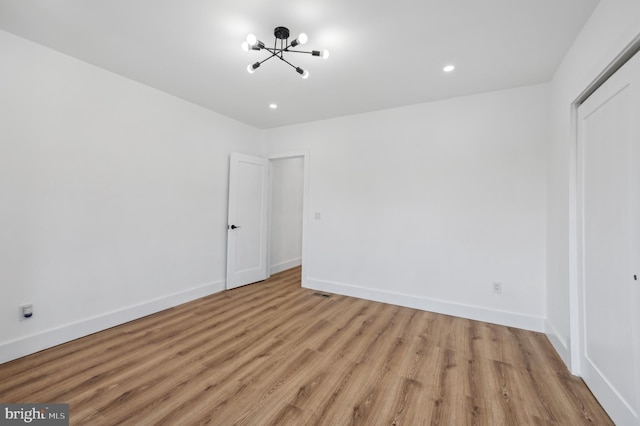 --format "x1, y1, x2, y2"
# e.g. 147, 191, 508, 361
265, 84, 549, 331
269, 157, 304, 274
546, 0, 640, 369
0, 30, 260, 363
